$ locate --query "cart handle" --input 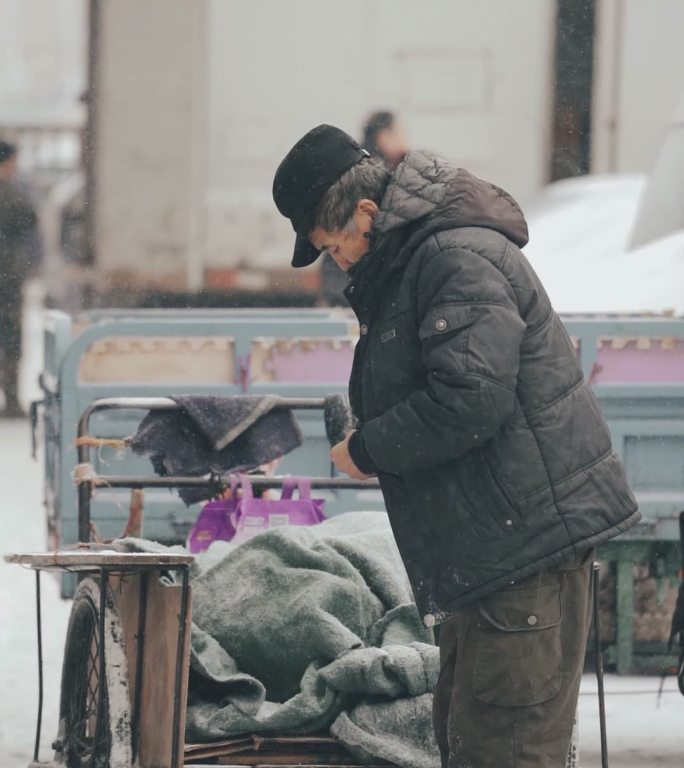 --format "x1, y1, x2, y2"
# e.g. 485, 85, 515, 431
76, 396, 378, 543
